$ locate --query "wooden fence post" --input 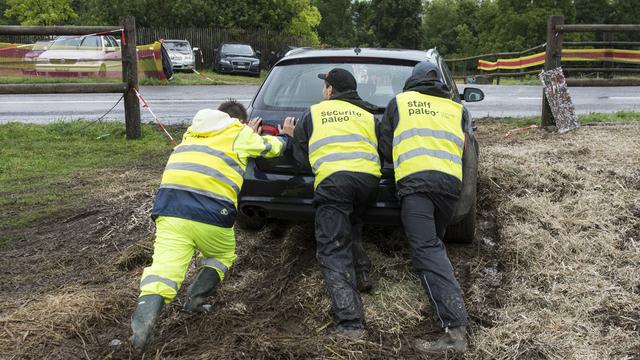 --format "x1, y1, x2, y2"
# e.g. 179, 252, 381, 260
541, 15, 564, 128
120, 16, 141, 139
